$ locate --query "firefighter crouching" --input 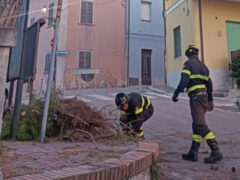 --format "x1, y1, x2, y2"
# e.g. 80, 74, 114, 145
115, 92, 154, 139
172, 45, 223, 164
